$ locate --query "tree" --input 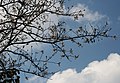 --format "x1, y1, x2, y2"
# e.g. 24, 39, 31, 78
0, 0, 115, 82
